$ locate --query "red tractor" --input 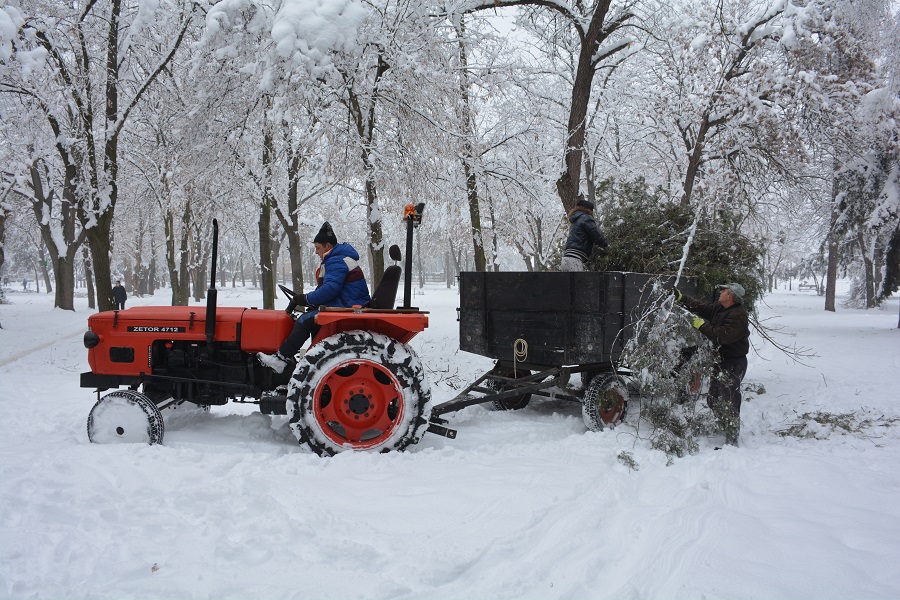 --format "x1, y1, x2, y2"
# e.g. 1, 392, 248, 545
81, 204, 452, 455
